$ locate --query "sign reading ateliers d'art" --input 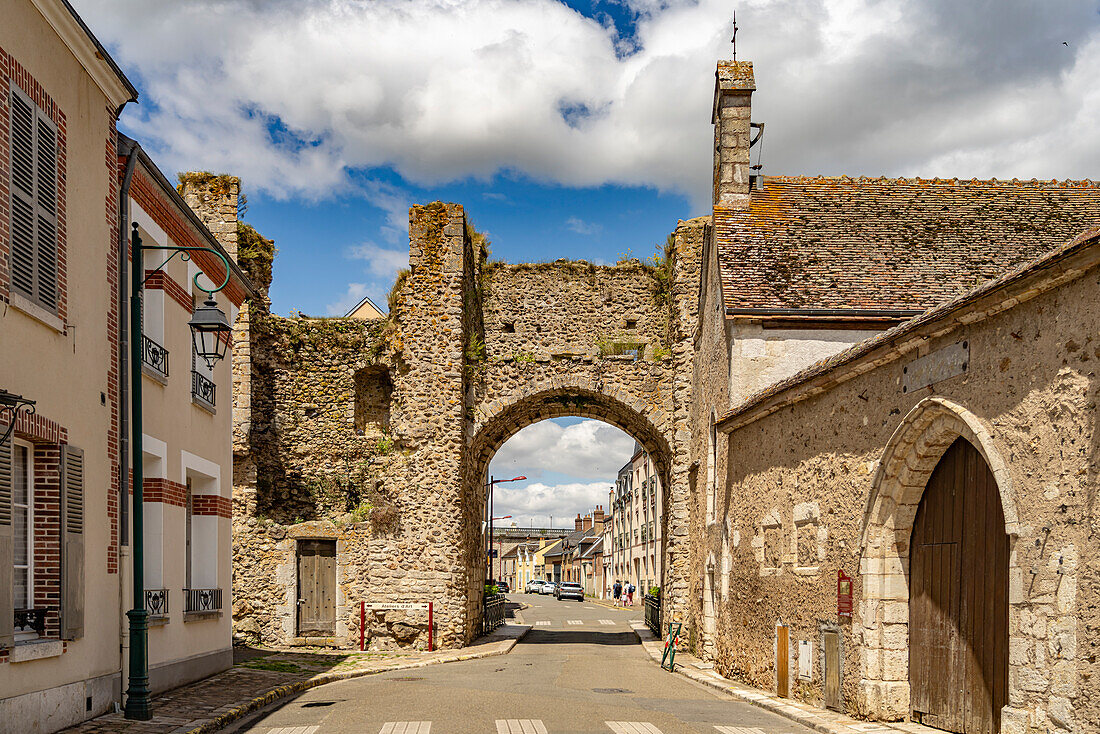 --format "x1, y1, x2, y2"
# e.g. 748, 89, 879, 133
837, 570, 852, 619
